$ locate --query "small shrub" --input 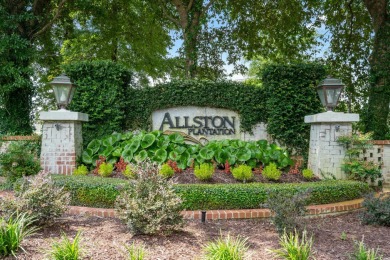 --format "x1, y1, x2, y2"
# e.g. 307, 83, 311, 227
194, 163, 214, 181
98, 162, 113, 177
48, 231, 83, 260
1, 174, 70, 225
302, 169, 314, 180
72, 165, 89, 176
203, 233, 249, 260
350, 239, 383, 260
360, 193, 390, 226
271, 229, 313, 260
262, 163, 281, 181
124, 242, 146, 260
115, 160, 183, 235
0, 141, 41, 183
265, 189, 311, 234
123, 164, 136, 179
231, 165, 253, 182
159, 163, 174, 178
0, 213, 39, 257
